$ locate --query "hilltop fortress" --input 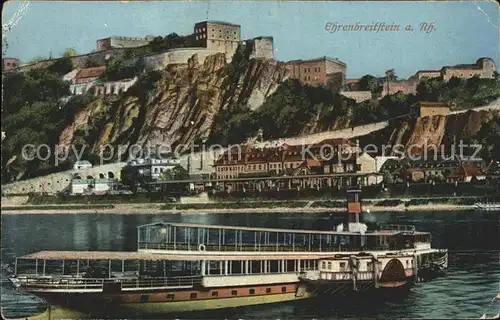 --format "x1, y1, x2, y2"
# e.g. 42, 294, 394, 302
2, 20, 496, 99
2, 21, 275, 75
